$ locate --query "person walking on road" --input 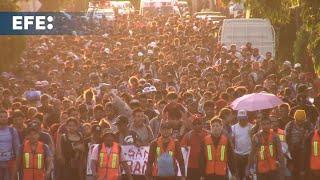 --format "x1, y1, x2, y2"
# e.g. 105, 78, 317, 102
231, 110, 253, 180
180, 115, 208, 180
0, 109, 21, 180
200, 117, 235, 180
18, 125, 53, 180
91, 128, 132, 180
305, 120, 320, 180
285, 110, 313, 180
248, 117, 285, 180
146, 121, 186, 180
